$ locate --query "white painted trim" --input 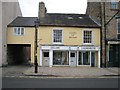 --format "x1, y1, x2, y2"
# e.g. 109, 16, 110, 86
41, 46, 100, 51
40, 45, 100, 67
49, 50, 53, 67
90, 51, 91, 67
76, 51, 79, 66
40, 49, 42, 66
13, 27, 25, 36
77, 65, 91, 66
53, 65, 69, 66
82, 29, 93, 45
108, 41, 120, 44
52, 28, 64, 44
69, 51, 71, 66
98, 50, 101, 68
